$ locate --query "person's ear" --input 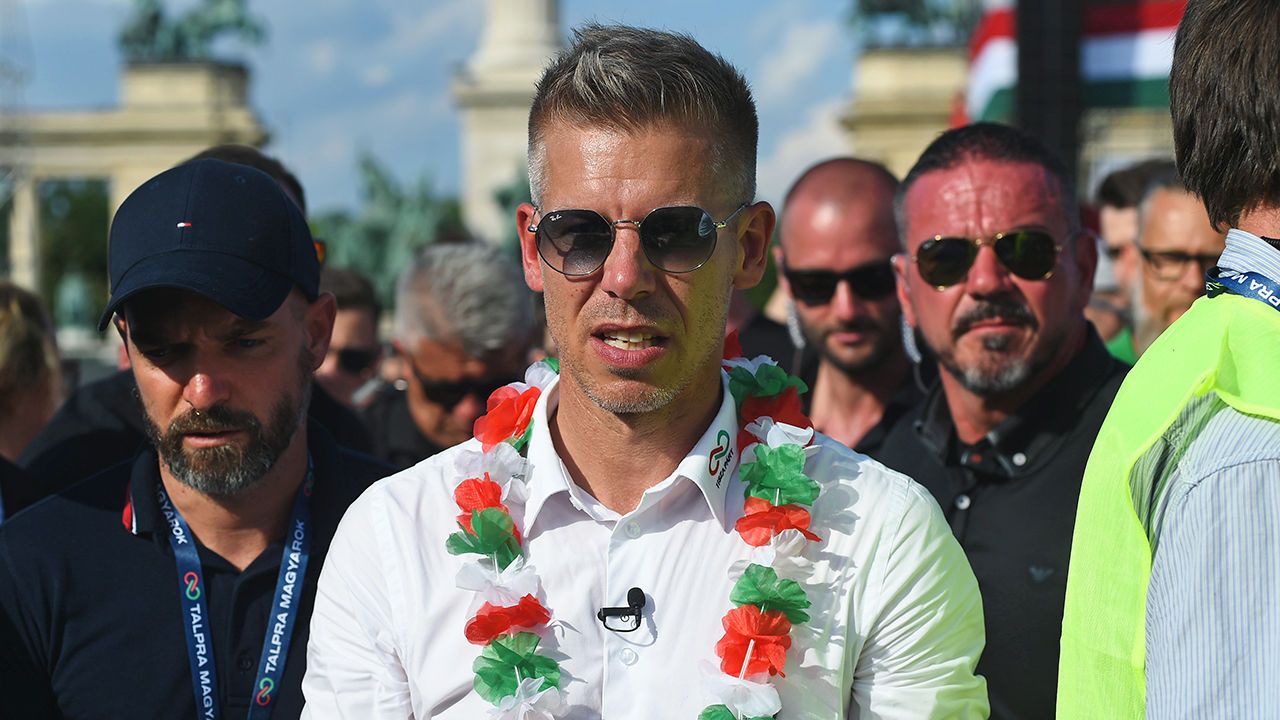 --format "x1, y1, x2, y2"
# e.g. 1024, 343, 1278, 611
732, 201, 776, 290
517, 203, 545, 293
304, 293, 338, 371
